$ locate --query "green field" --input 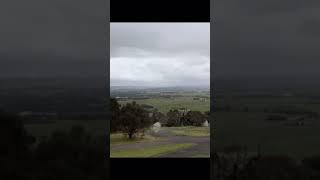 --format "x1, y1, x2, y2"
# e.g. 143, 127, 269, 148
166, 126, 210, 137
119, 96, 210, 113
111, 143, 195, 158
